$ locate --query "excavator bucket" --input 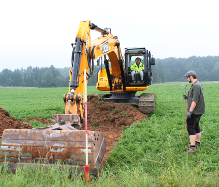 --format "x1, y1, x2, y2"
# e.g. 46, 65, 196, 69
0, 125, 106, 176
